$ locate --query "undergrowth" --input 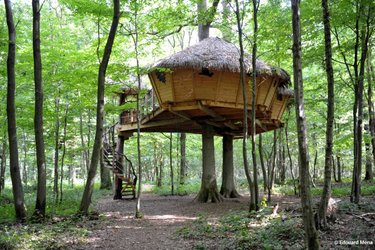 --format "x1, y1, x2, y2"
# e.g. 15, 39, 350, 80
153, 181, 201, 196
177, 209, 305, 249
0, 183, 110, 249
276, 182, 375, 197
